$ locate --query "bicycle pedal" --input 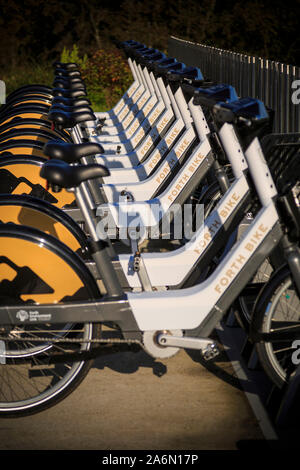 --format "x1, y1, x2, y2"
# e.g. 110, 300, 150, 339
89, 128, 102, 136
201, 343, 220, 361
96, 117, 106, 126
